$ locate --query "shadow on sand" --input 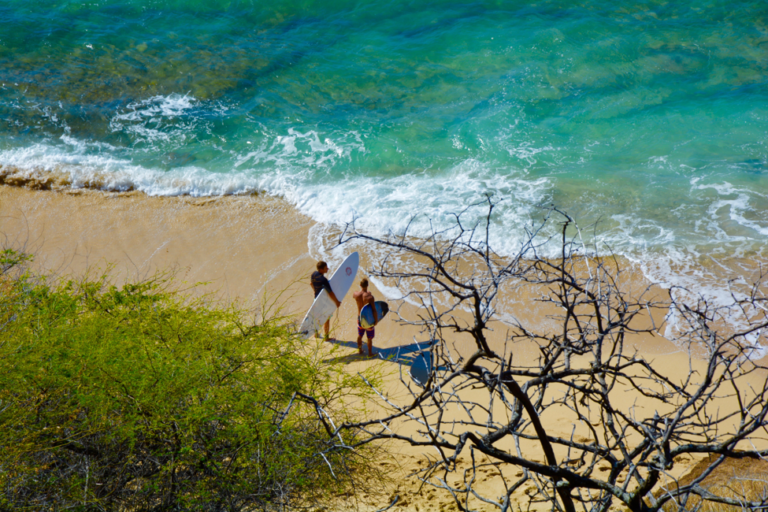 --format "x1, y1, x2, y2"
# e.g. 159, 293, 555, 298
322, 338, 436, 386
322, 338, 432, 364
